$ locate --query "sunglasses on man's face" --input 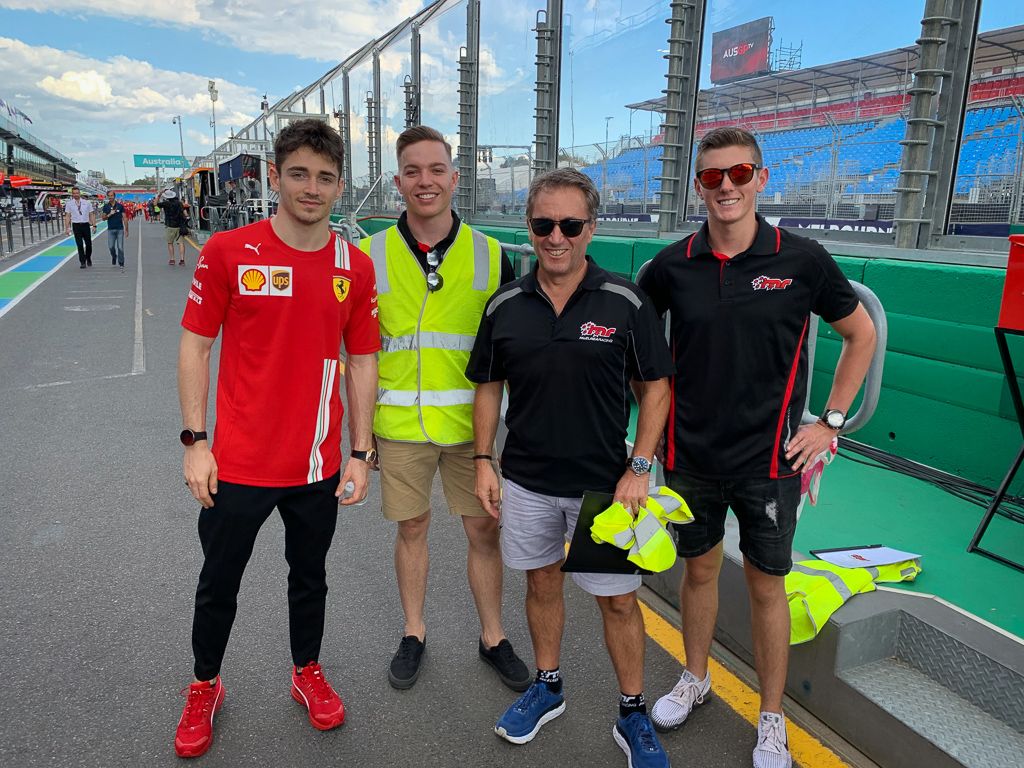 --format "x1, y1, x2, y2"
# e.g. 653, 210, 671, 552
695, 162, 761, 190
528, 217, 589, 238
